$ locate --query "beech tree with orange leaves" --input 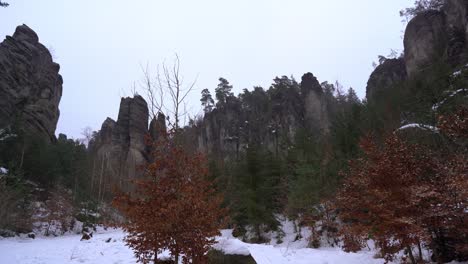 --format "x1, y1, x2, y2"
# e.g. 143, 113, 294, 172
336, 107, 467, 263
430, 106, 468, 262
336, 135, 432, 263
113, 132, 227, 264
